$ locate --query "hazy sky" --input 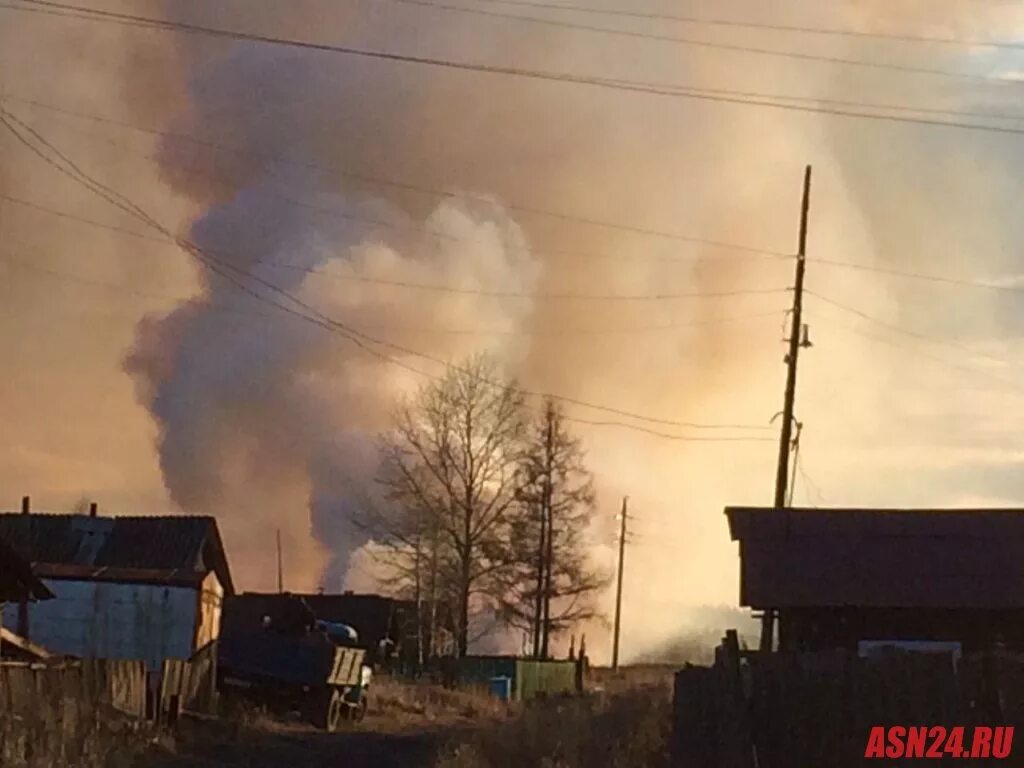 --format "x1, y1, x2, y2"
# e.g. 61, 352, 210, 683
3, 0, 1024, 661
